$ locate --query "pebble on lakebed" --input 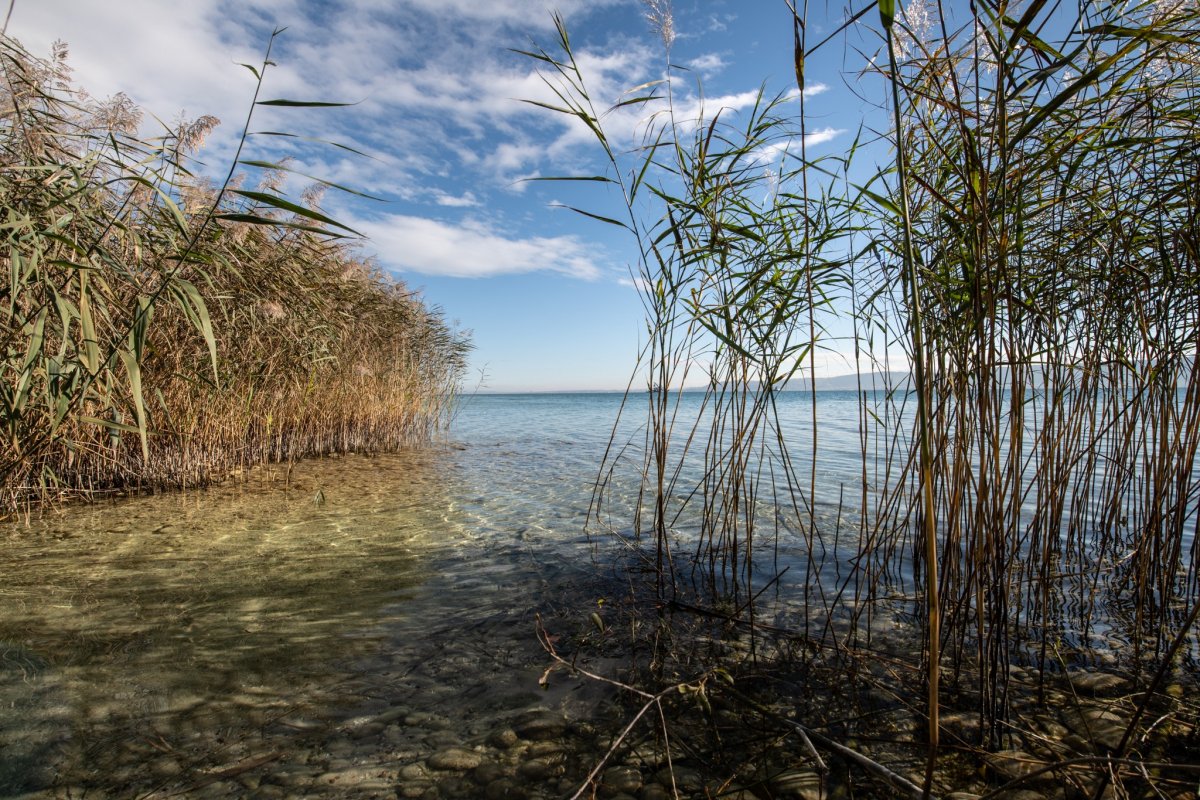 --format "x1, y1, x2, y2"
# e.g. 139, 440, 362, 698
513, 709, 569, 741
426, 747, 484, 771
